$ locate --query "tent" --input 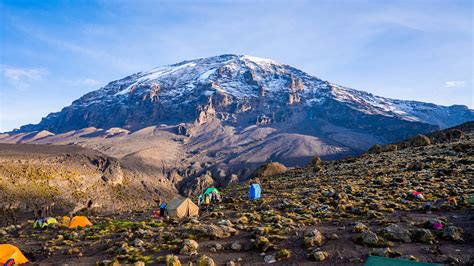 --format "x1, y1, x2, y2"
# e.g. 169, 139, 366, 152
69, 216, 92, 229
249, 184, 261, 200
203, 187, 220, 196
166, 197, 199, 218
0, 244, 28, 265
33, 217, 59, 229
365, 256, 442, 266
